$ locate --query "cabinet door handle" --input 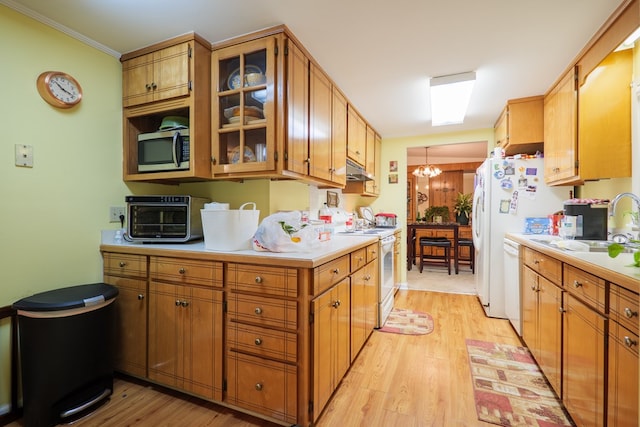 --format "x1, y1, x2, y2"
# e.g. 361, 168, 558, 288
332, 268, 340, 275
254, 307, 263, 315
119, 261, 127, 268
151, 82, 157, 90
137, 294, 144, 300
364, 275, 371, 281
255, 383, 263, 391
624, 307, 637, 318
254, 338, 262, 346
181, 300, 189, 307
531, 285, 537, 291
145, 83, 152, 90
179, 267, 186, 274
332, 300, 341, 308
175, 300, 181, 306
572, 280, 582, 288
624, 336, 637, 347
558, 307, 565, 313
255, 276, 263, 284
